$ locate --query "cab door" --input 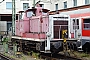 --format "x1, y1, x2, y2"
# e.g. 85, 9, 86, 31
54, 20, 68, 39
82, 18, 90, 37
70, 18, 80, 38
